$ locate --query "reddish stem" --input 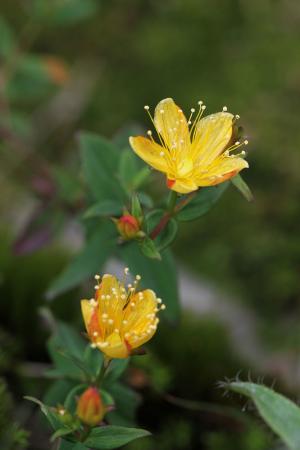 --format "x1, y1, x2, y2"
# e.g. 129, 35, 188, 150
150, 212, 171, 240
149, 191, 198, 240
